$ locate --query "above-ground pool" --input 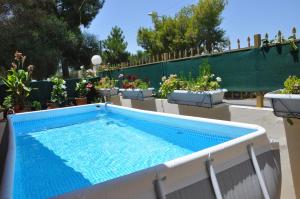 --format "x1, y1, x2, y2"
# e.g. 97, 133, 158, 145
1, 104, 281, 199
